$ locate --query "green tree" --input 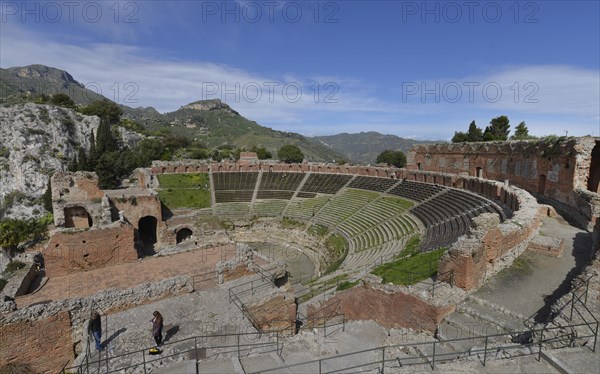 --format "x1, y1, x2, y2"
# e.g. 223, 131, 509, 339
452, 131, 468, 143
466, 120, 484, 142
95, 121, 116, 156
376, 150, 407, 168
88, 130, 97, 170
95, 151, 123, 189
277, 144, 304, 163
67, 155, 78, 172
511, 121, 531, 140
49, 93, 75, 109
483, 116, 510, 141
251, 145, 272, 159
43, 176, 53, 212
81, 99, 122, 124
0, 218, 47, 257
77, 147, 88, 171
